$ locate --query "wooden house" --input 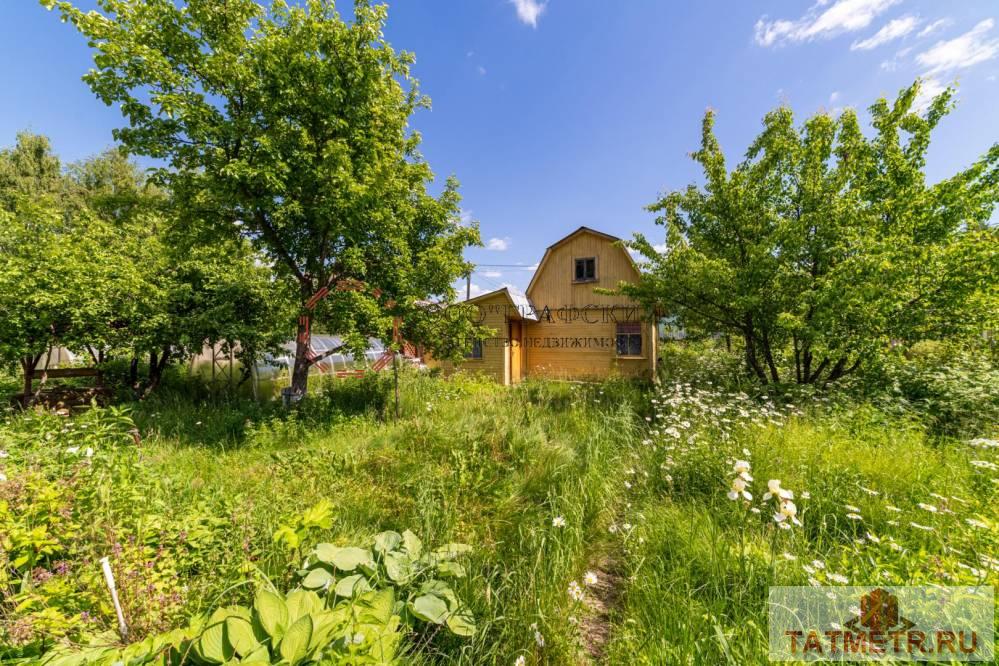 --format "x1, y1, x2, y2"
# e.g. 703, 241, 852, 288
456, 227, 657, 384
